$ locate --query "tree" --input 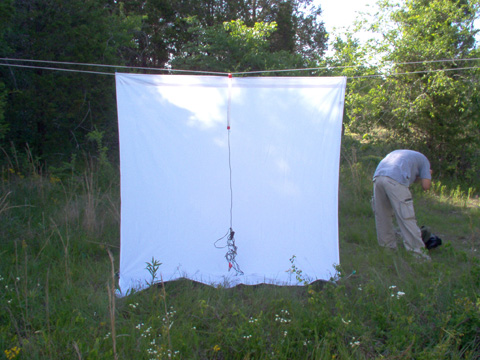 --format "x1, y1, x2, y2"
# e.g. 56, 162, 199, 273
170, 19, 306, 73
119, 0, 328, 68
1, 0, 140, 164
0, 0, 14, 141
345, 0, 480, 182
323, 33, 384, 135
